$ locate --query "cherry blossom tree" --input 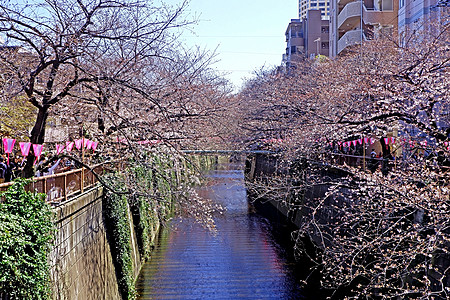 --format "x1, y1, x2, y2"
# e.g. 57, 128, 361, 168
0, 0, 231, 177
239, 20, 450, 298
